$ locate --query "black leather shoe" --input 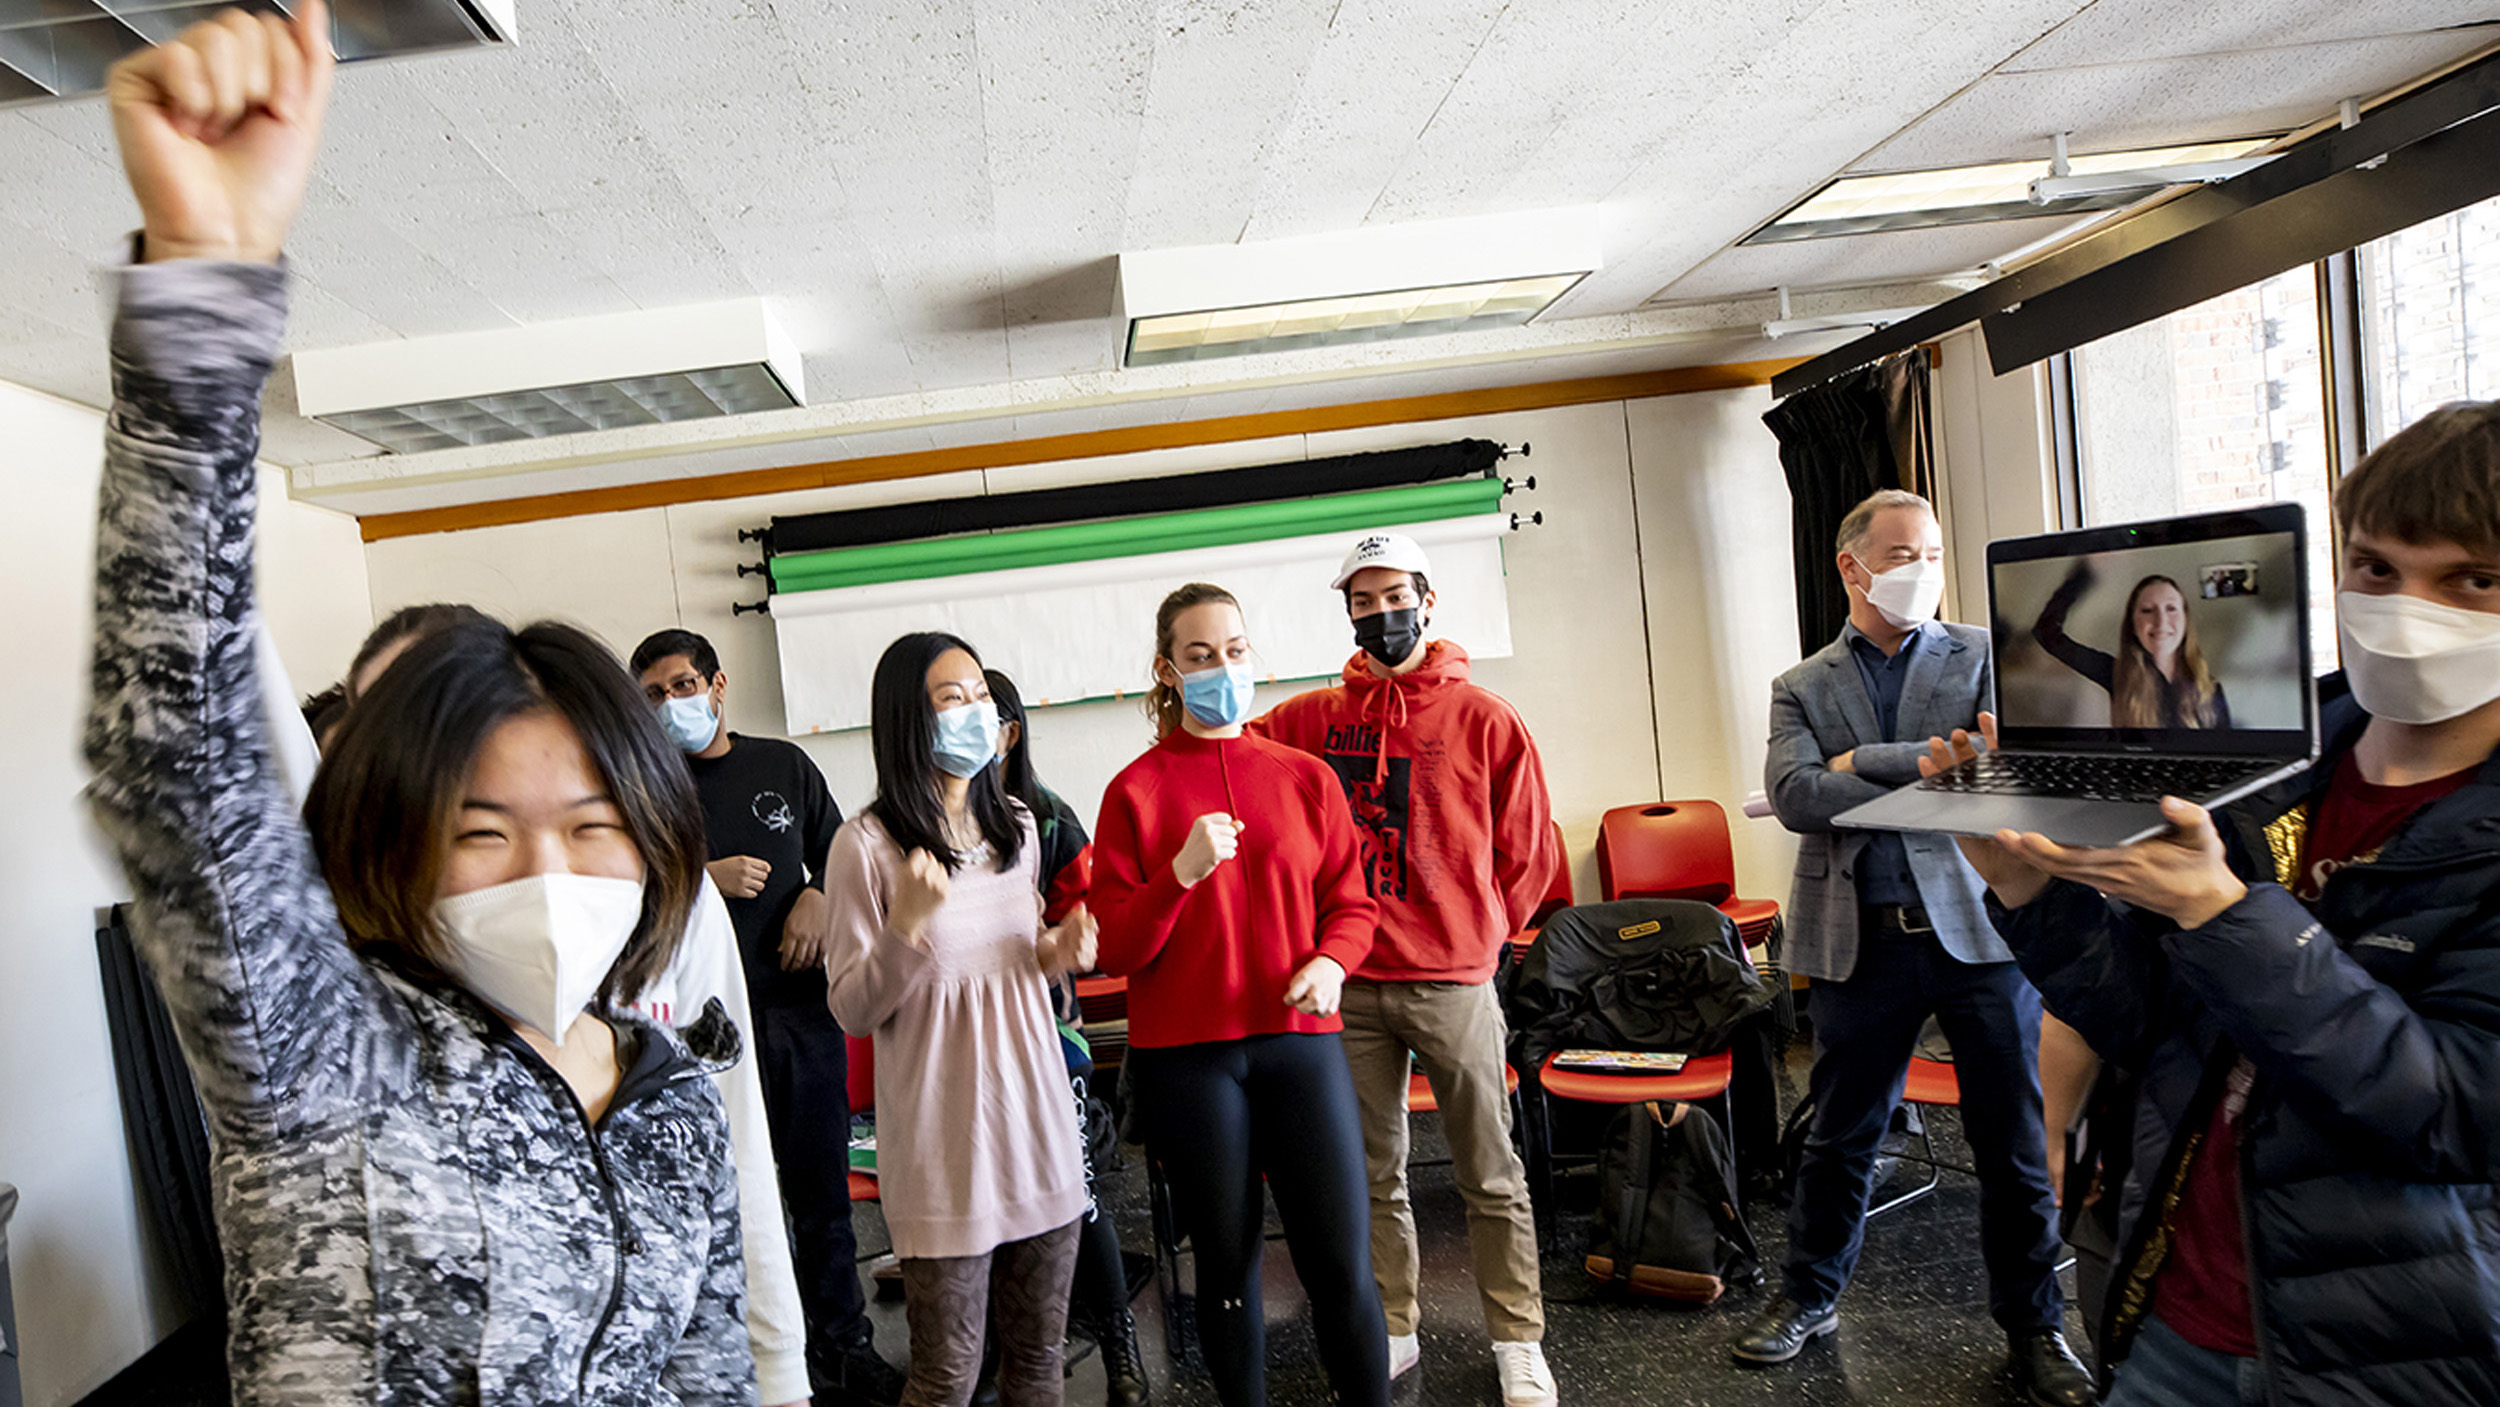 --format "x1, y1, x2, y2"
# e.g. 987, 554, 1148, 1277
2009, 1328, 2096, 1407
811, 1338, 908, 1407
1729, 1296, 1839, 1364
